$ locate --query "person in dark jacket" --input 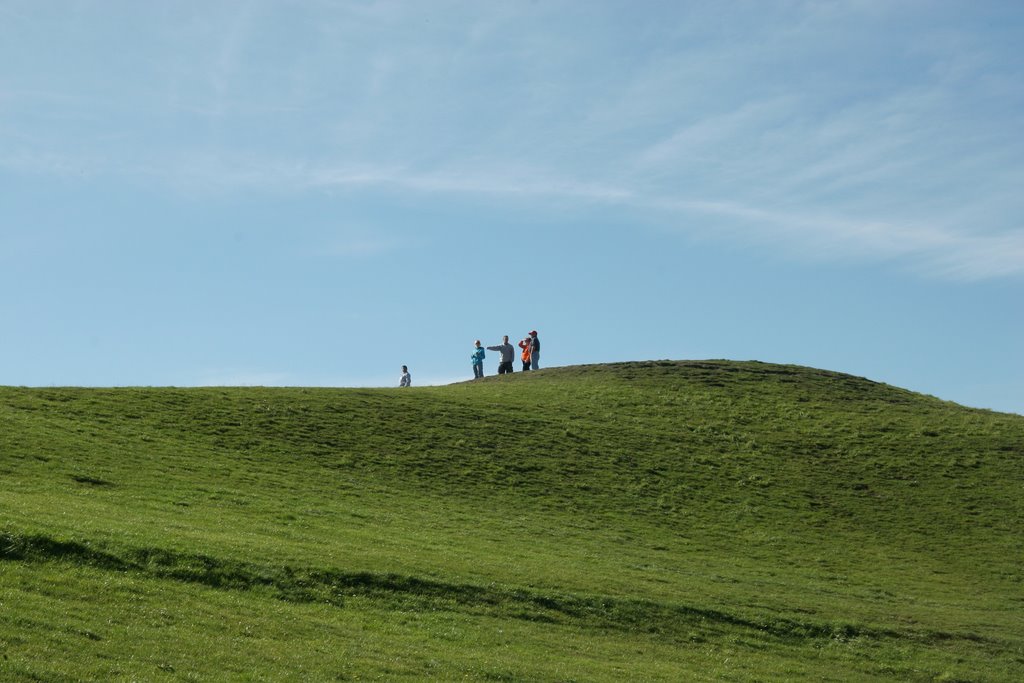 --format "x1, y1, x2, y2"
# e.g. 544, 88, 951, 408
529, 330, 540, 370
